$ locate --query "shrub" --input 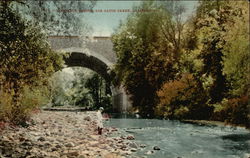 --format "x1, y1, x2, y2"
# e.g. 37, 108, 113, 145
212, 96, 249, 127
0, 86, 13, 122
156, 73, 212, 120
0, 85, 49, 125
